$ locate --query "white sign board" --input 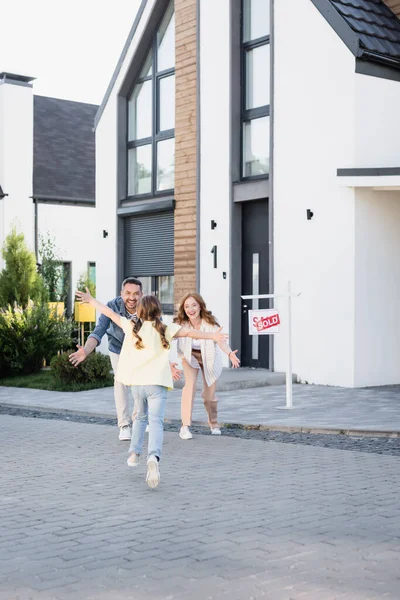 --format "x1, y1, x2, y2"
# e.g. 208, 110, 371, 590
249, 309, 280, 335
